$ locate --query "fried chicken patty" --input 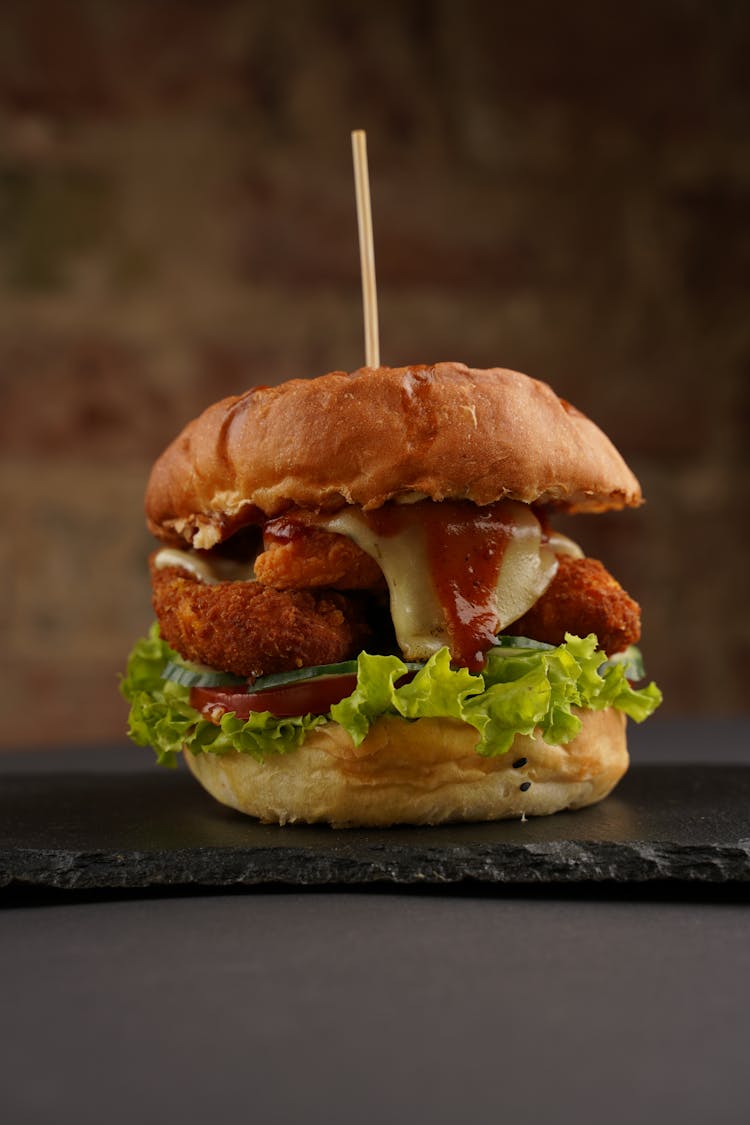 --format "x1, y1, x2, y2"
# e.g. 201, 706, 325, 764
255, 523, 641, 655
255, 524, 384, 590
152, 529, 640, 681
151, 564, 371, 679
508, 555, 641, 654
